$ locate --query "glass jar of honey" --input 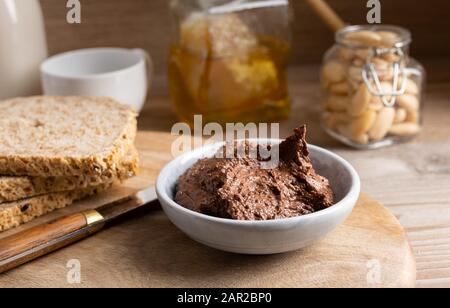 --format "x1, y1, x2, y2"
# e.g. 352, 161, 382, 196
169, 0, 292, 125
